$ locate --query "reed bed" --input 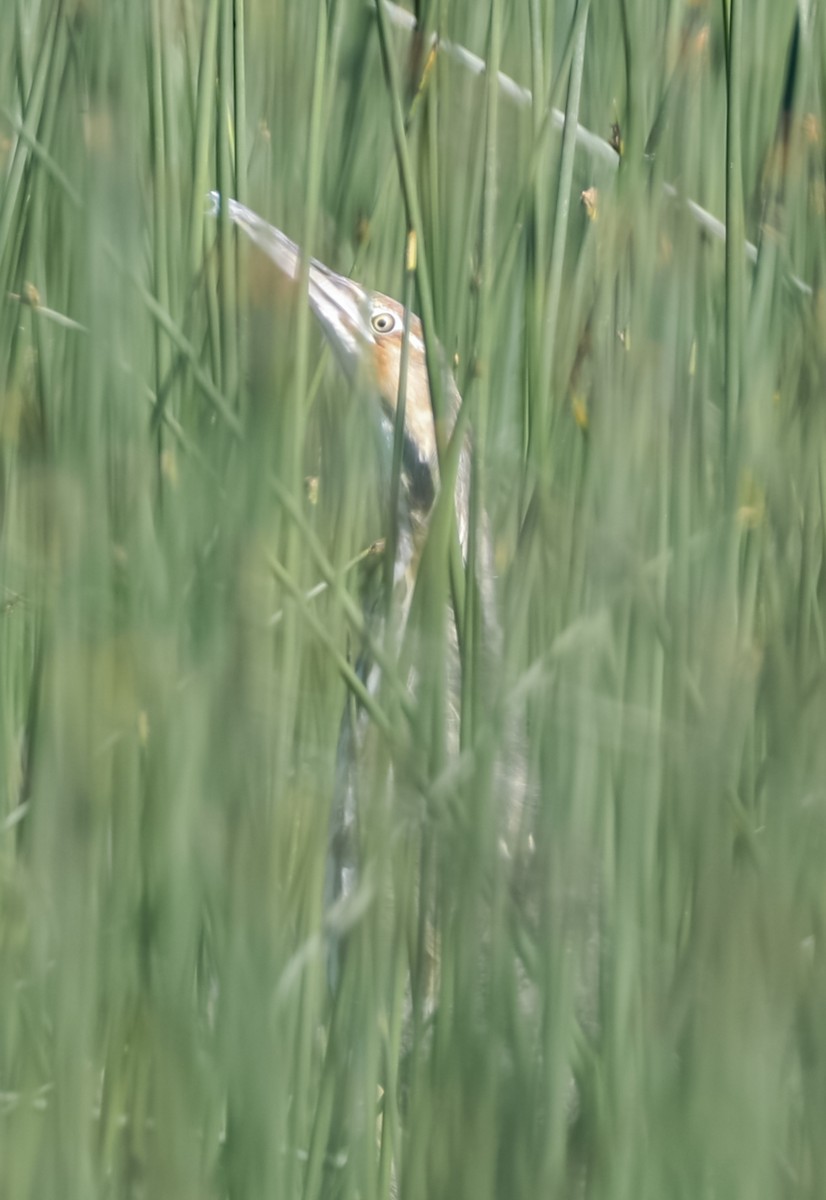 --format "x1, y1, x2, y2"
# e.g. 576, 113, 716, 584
1, 2, 825, 1197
